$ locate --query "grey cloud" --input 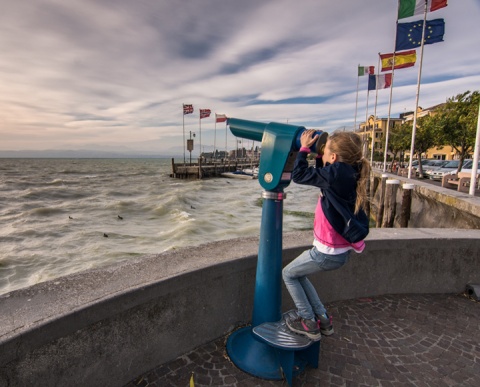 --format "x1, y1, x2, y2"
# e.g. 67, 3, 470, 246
0, 0, 478, 152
